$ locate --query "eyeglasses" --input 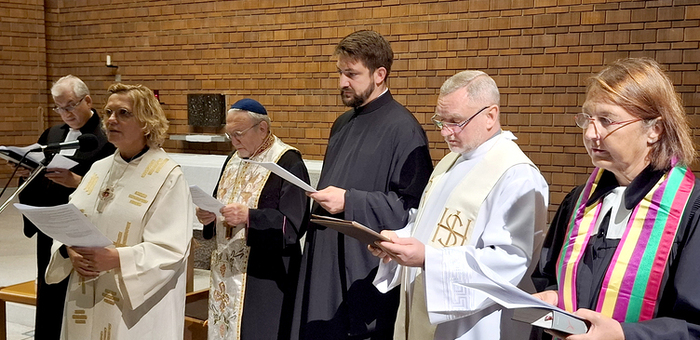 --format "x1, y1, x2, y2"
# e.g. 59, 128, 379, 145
225, 122, 260, 140
574, 113, 643, 140
103, 108, 134, 121
53, 96, 86, 114
432, 106, 490, 134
